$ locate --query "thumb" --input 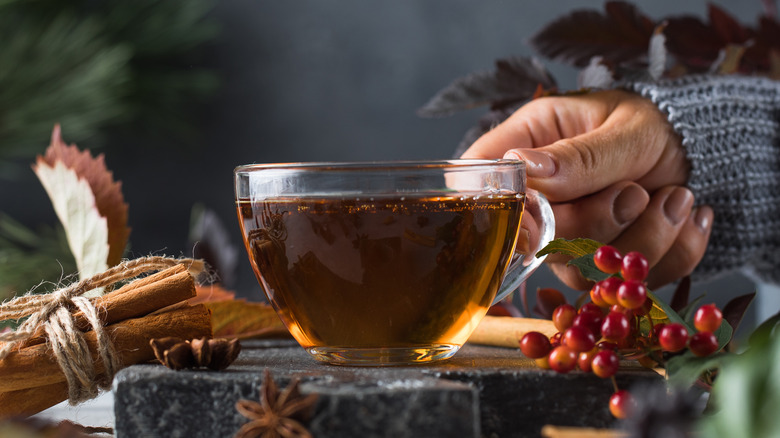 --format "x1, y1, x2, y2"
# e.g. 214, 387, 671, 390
504, 103, 675, 203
